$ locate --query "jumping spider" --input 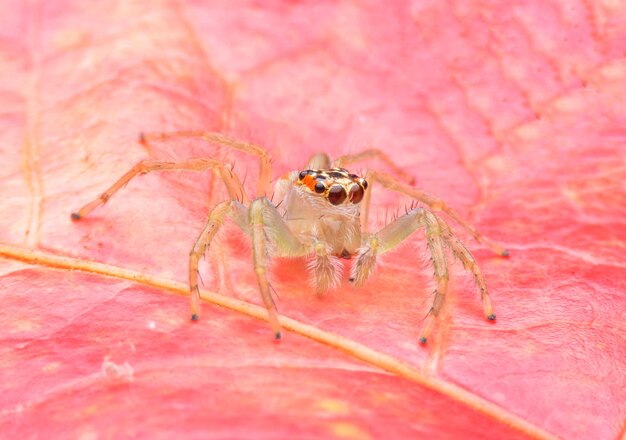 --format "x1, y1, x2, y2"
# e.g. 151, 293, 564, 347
72, 131, 508, 343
